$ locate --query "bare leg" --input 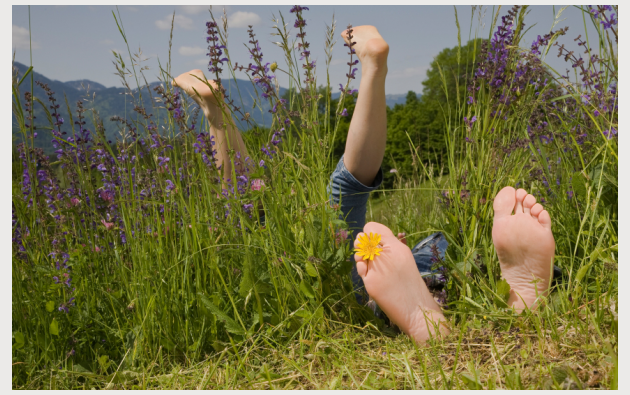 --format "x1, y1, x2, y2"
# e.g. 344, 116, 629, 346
340, 26, 389, 186
172, 69, 252, 179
